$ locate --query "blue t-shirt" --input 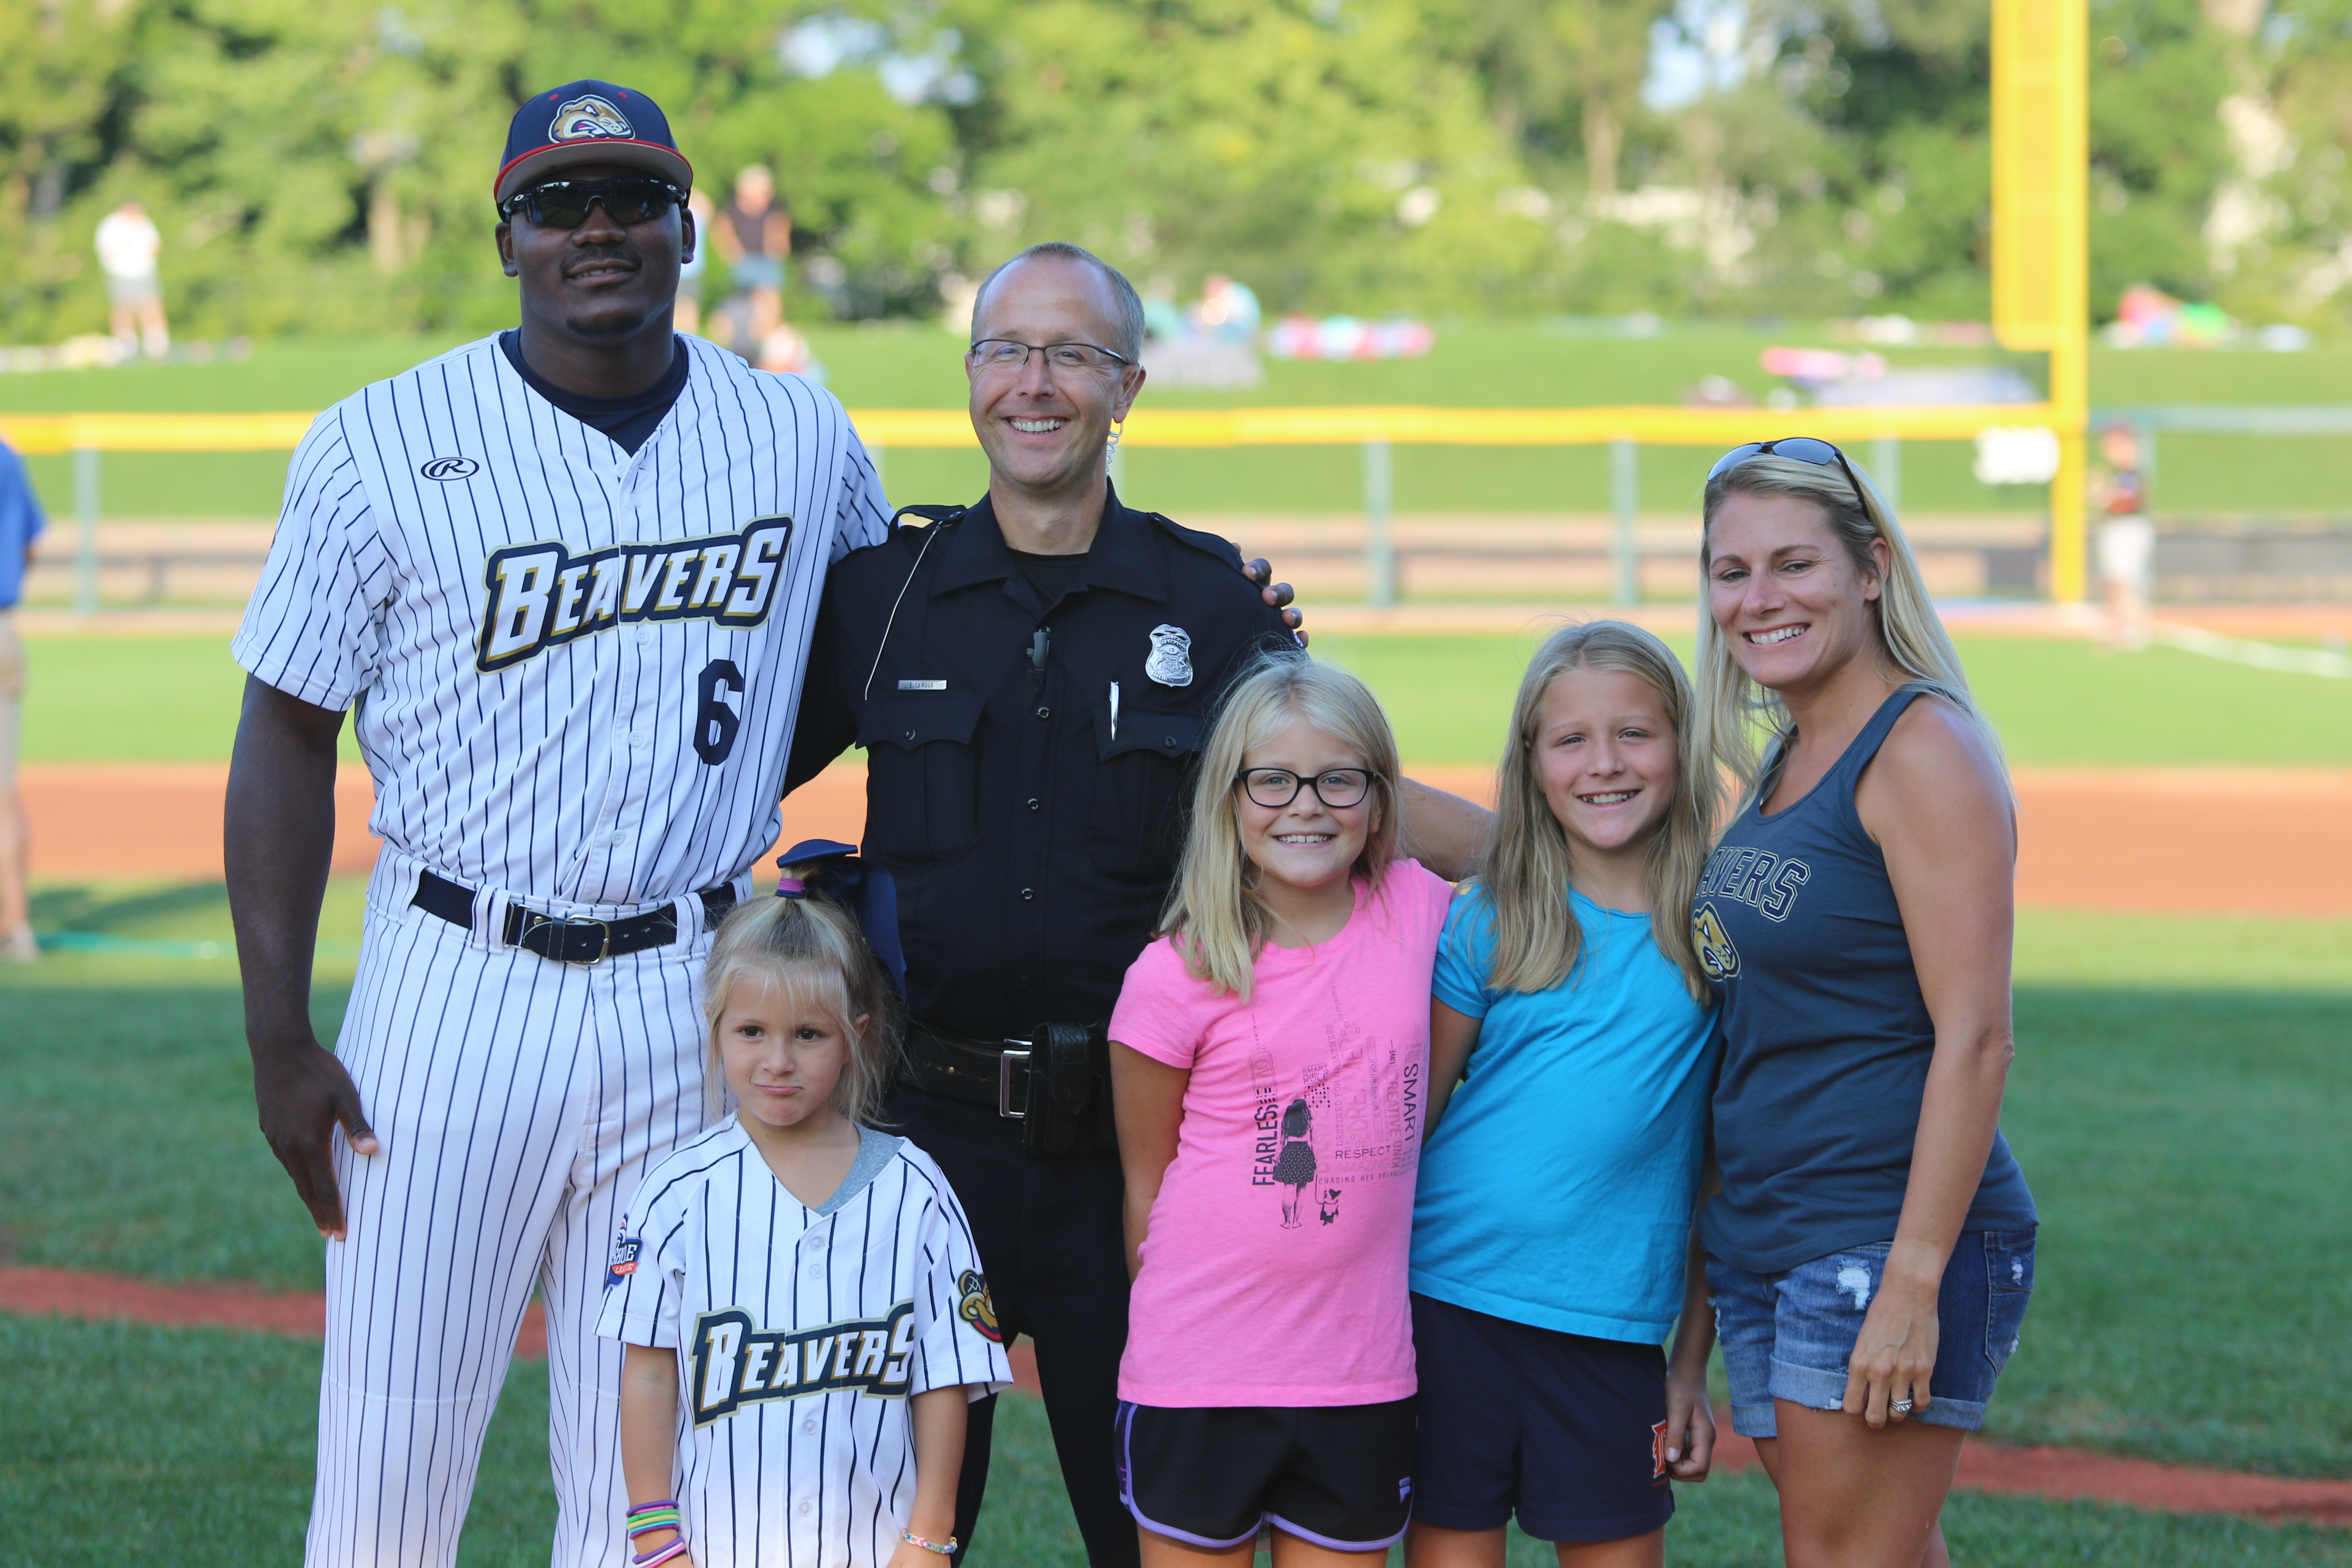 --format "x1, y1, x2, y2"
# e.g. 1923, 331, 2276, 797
1411, 885, 1721, 1344
0, 440, 46, 608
